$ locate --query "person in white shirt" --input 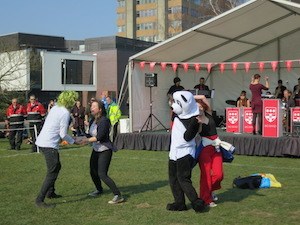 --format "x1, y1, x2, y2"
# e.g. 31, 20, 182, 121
35, 91, 79, 208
